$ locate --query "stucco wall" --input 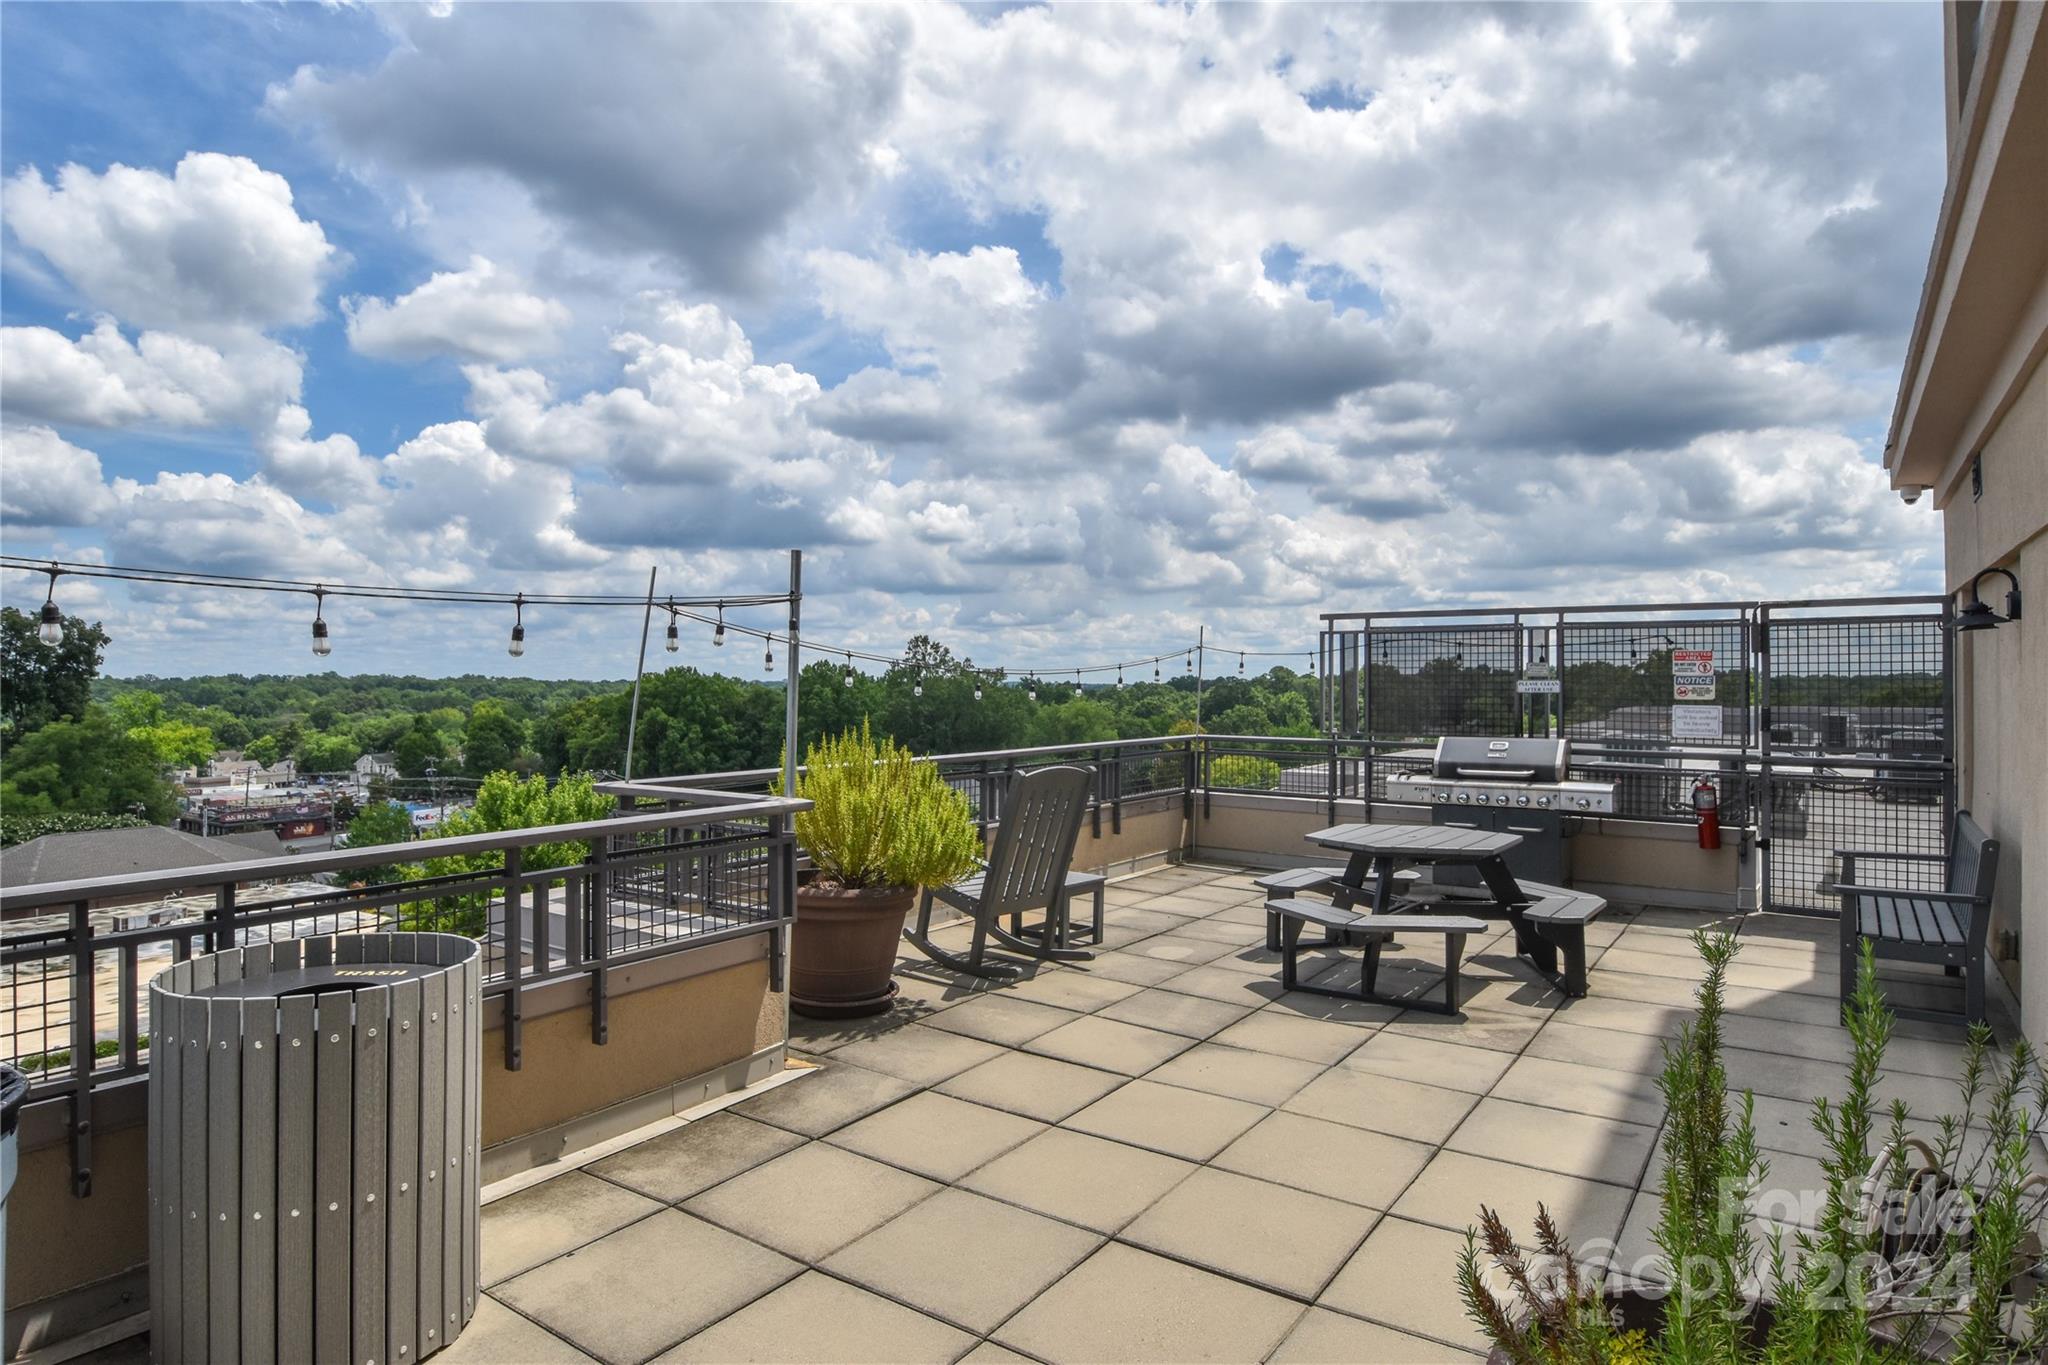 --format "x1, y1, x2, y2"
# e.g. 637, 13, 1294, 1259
1946, 354, 2047, 1050
480, 955, 783, 1150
